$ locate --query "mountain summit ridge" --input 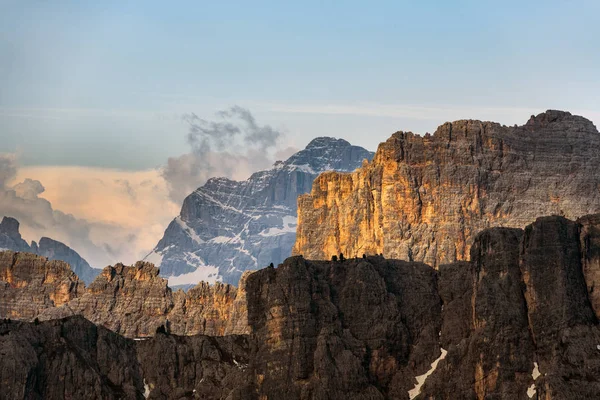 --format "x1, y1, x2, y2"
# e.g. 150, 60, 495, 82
294, 110, 600, 266
148, 136, 374, 285
0, 216, 99, 284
